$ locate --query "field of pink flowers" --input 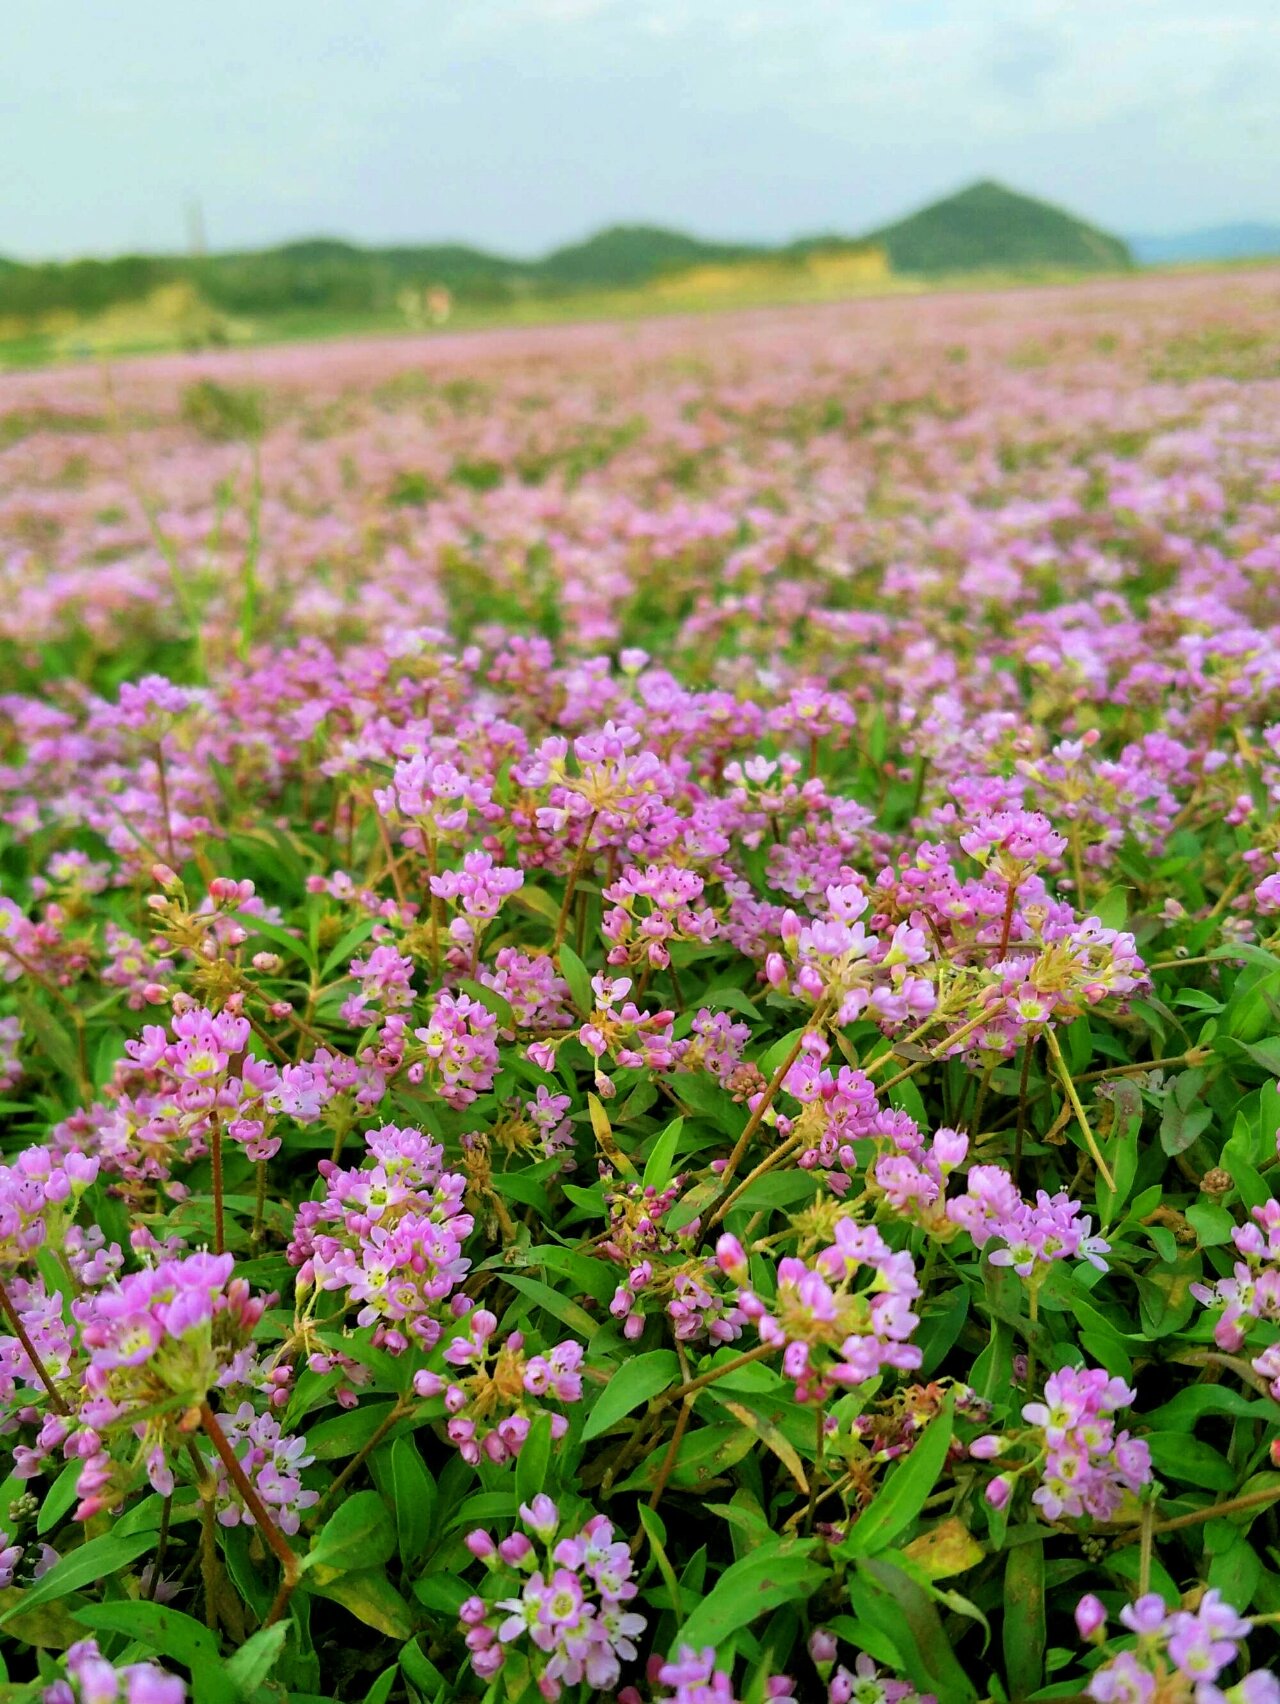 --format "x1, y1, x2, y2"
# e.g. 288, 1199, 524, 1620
3, 270, 1280, 1704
